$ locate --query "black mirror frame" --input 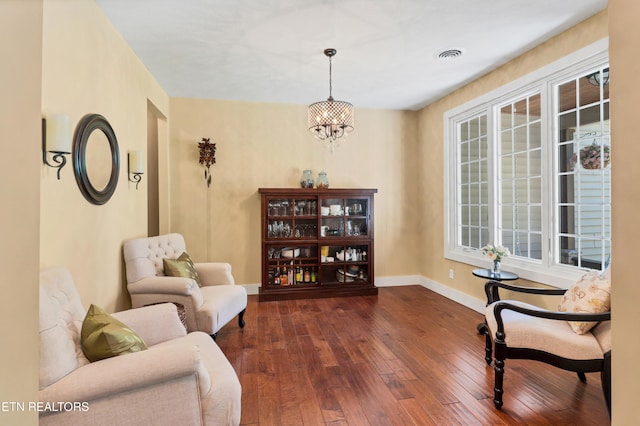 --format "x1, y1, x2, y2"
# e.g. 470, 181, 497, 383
73, 114, 120, 205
